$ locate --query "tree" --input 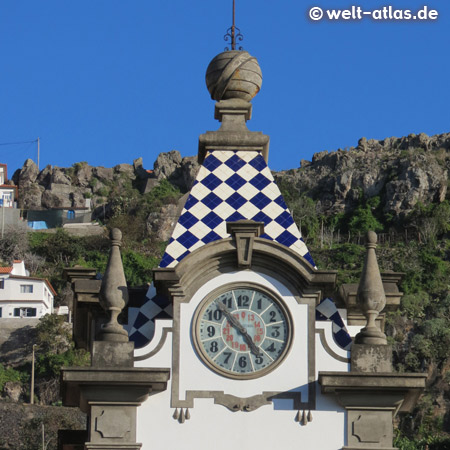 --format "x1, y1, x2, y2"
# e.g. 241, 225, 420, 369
348, 197, 383, 234
0, 223, 30, 264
